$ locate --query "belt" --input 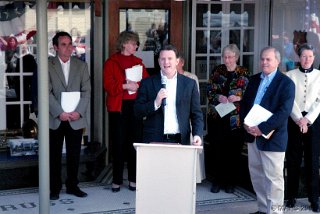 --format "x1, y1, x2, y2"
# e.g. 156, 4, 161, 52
163, 133, 181, 140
